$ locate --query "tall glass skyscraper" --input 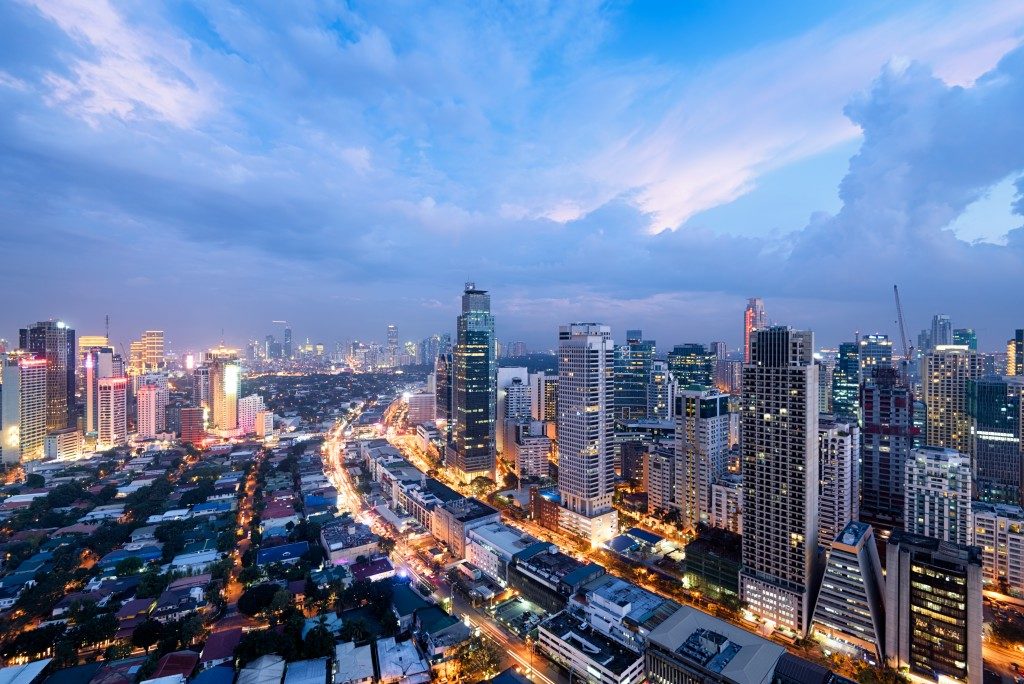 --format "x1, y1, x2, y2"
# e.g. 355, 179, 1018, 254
19, 320, 76, 430
968, 376, 1023, 504
860, 366, 916, 538
447, 283, 496, 483
667, 343, 715, 389
613, 330, 655, 421
831, 342, 860, 422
